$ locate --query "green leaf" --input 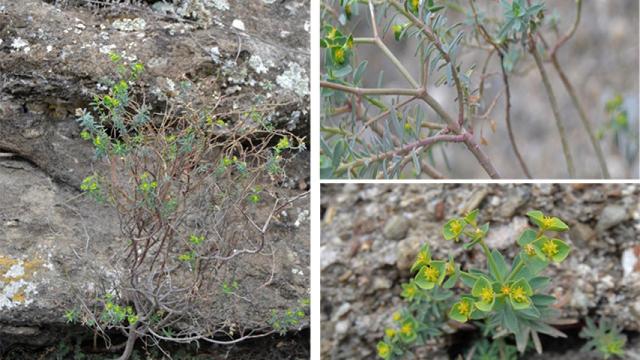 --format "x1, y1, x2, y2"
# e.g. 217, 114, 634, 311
353, 60, 368, 85
491, 250, 509, 280
519, 304, 541, 319
528, 277, 550, 290
464, 209, 479, 227
531, 294, 556, 307
526, 210, 545, 228
410, 244, 431, 273
460, 271, 477, 287
332, 64, 353, 78
547, 218, 569, 232
503, 304, 519, 333
517, 229, 537, 246
331, 141, 346, 170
